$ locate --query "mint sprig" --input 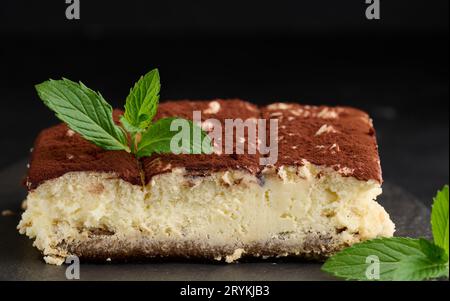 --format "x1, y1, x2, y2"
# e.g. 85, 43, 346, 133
322, 186, 449, 281
36, 79, 130, 152
35, 69, 211, 157
121, 69, 160, 134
